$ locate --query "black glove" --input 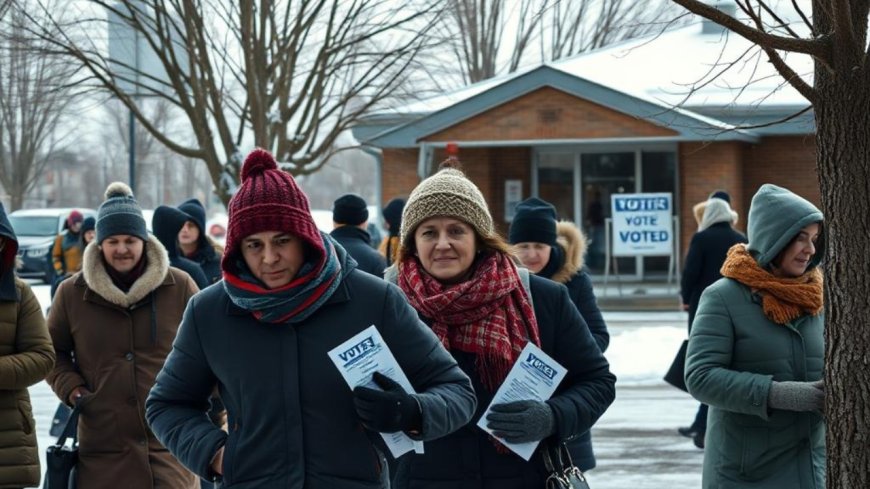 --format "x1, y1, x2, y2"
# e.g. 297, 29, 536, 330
353, 372, 422, 433
486, 400, 555, 443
